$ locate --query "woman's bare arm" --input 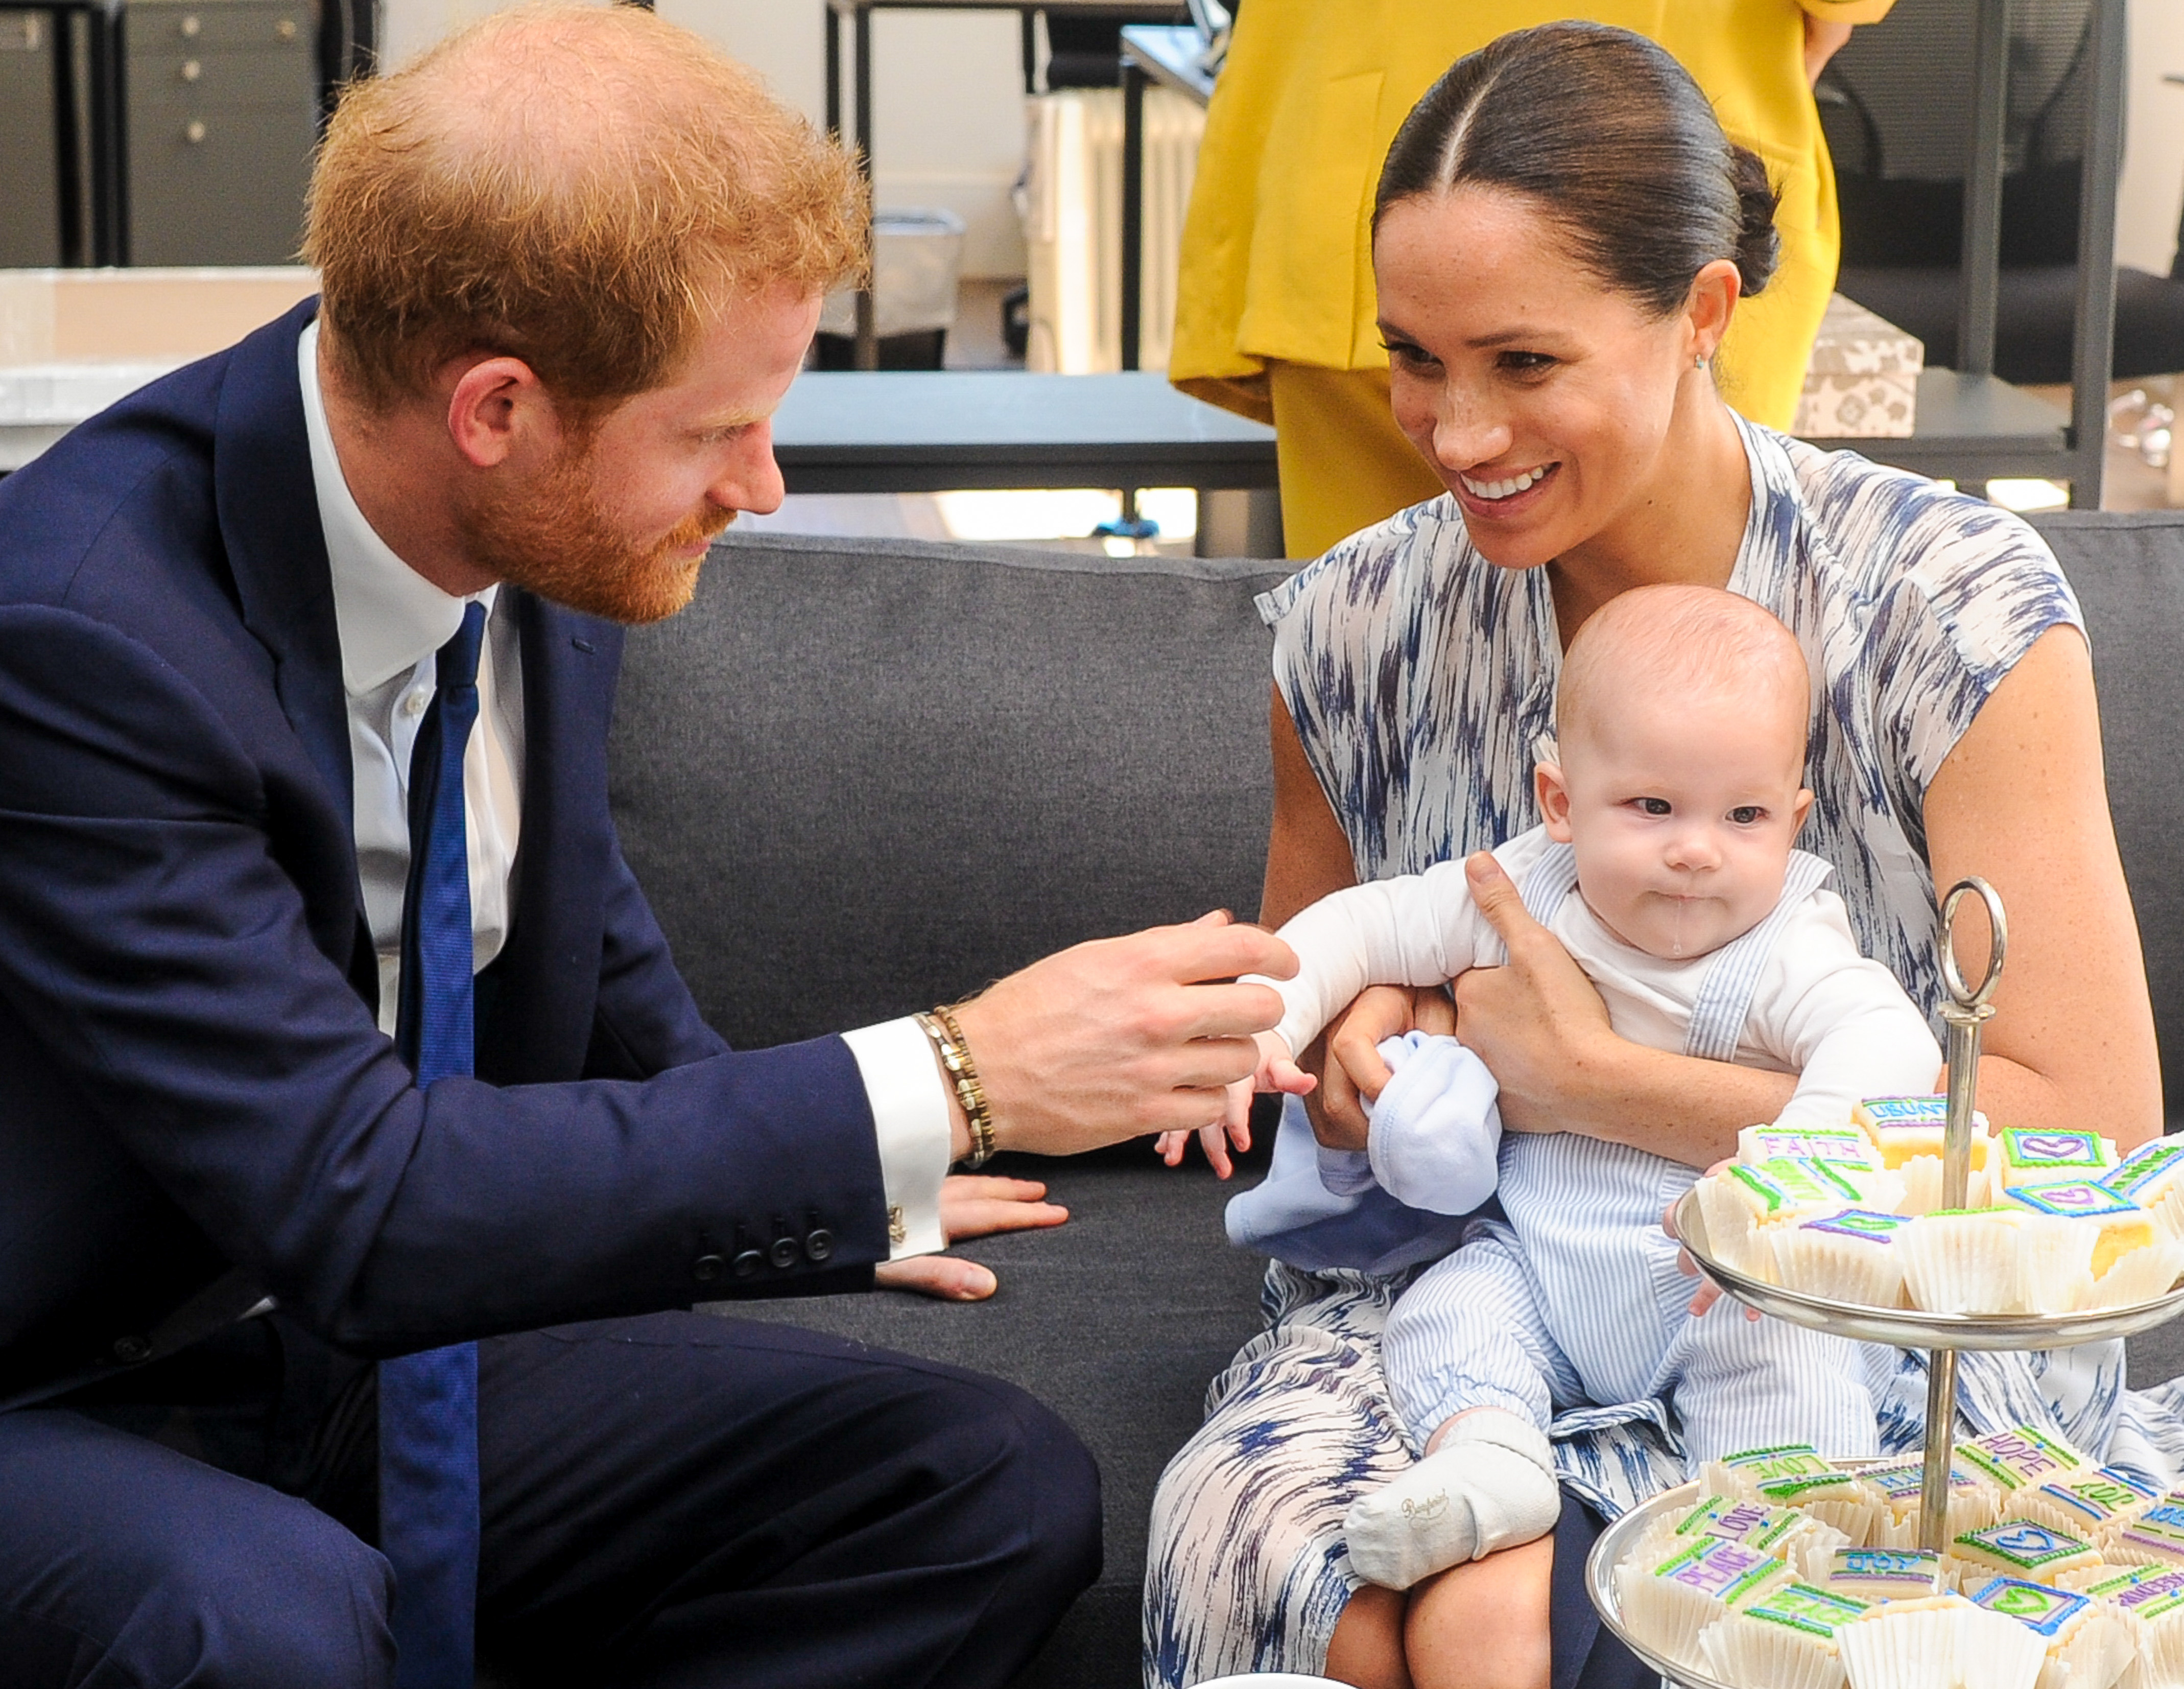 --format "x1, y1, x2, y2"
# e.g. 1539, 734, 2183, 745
1921, 625, 2162, 1144
1265, 688, 1457, 1148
